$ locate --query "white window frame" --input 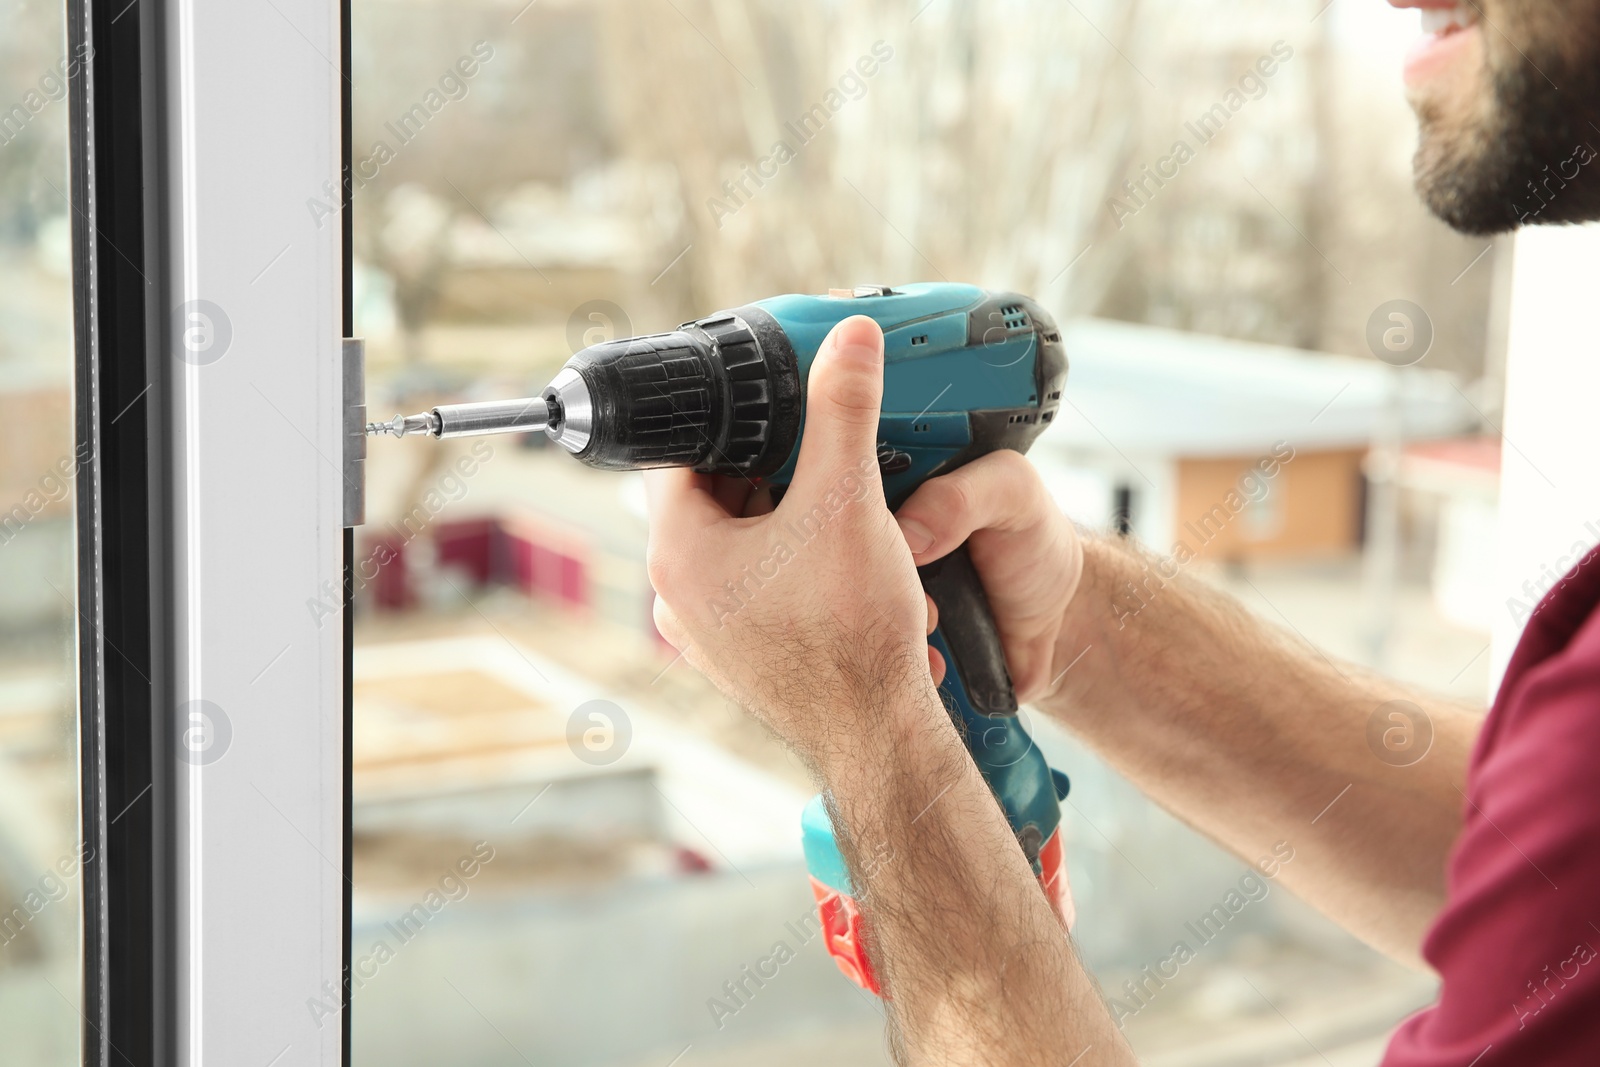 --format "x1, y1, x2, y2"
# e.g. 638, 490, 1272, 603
73, 0, 349, 1063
